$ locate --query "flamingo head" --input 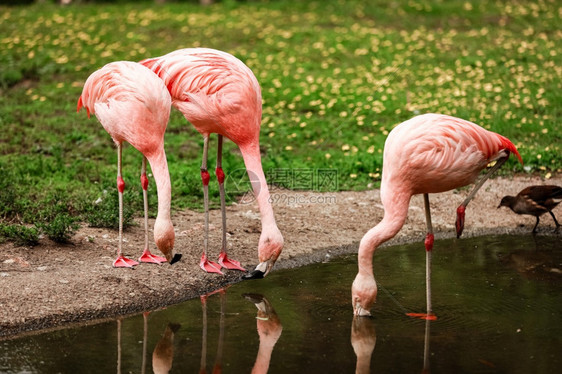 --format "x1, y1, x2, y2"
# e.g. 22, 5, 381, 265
352, 273, 378, 317
243, 228, 284, 280
154, 217, 180, 264
244, 294, 283, 343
